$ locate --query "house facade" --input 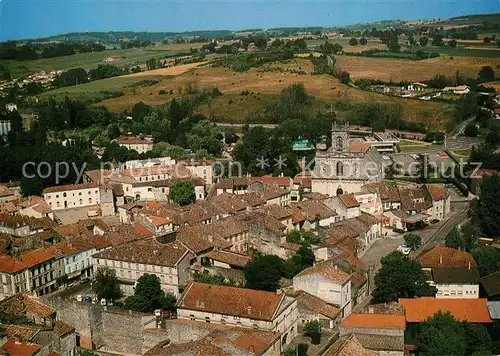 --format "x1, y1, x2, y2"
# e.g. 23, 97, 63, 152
176, 282, 298, 346
293, 260, 353, 318
92, 240, 193, 296
43, 182, 101, 211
